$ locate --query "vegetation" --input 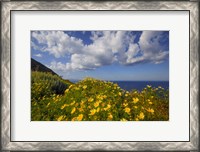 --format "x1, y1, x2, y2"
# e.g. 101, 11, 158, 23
31, 71, 70, 102
31, 73, 169, 121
